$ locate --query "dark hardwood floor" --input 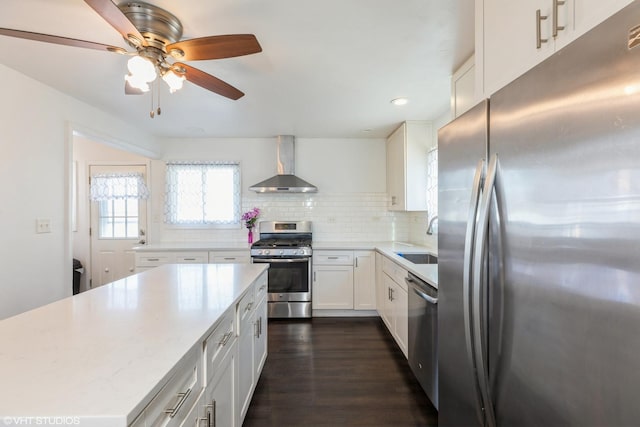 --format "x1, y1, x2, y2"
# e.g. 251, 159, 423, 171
243, 317, 438, 427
